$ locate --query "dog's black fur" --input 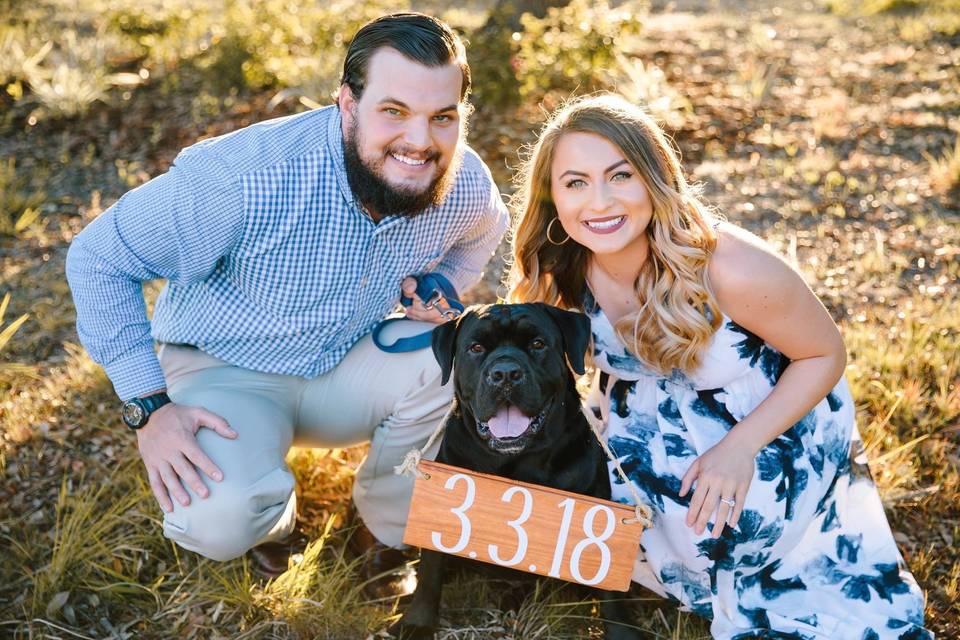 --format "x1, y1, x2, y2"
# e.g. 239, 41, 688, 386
391, 303, 644, 639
